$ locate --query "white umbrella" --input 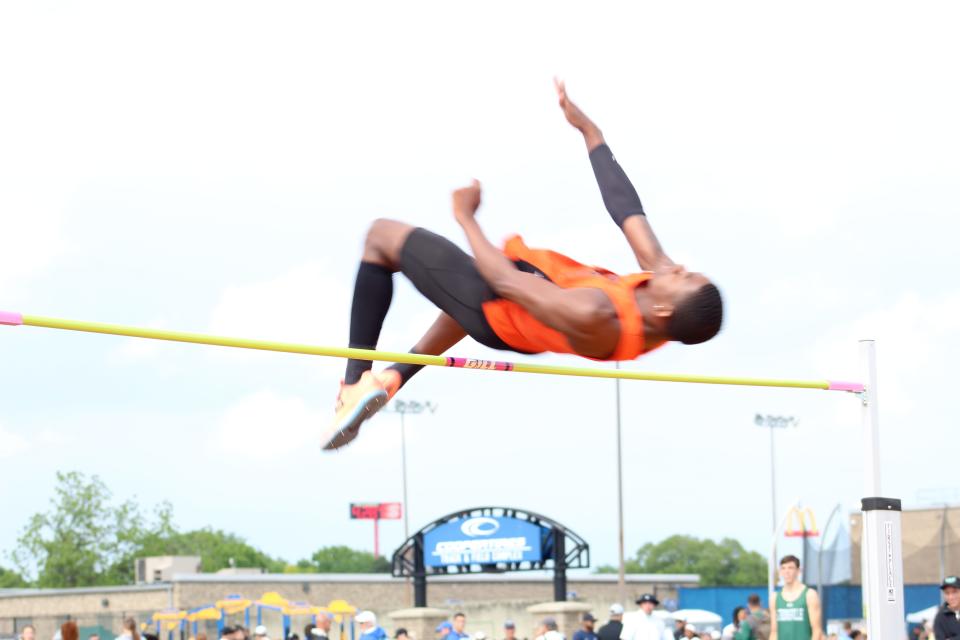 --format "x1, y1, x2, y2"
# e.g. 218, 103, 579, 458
906, 604, 939, 624
666, 609, 723, 626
